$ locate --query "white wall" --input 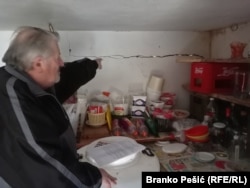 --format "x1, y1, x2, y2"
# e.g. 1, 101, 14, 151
0, 31, 13, 66
0, 30, 210, 109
